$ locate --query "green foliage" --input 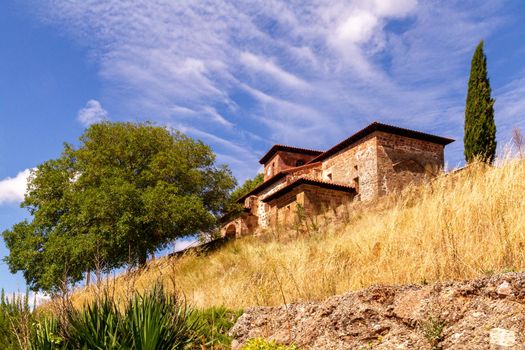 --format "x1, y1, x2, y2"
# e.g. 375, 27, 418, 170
2, 122, 236, 292
65, 284, 200, 350
122, 286, 200, 349
0, 289, 34, 350
188, 307, 243, 349
66, 295, 121, 349
464, 40, 496, 163
241, 338, 298, 350
420, 316, 446, 350
1, 287, 241, 350
225, 173, 264, 214
231, 173, 264, 202
30, 317, 65, 350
